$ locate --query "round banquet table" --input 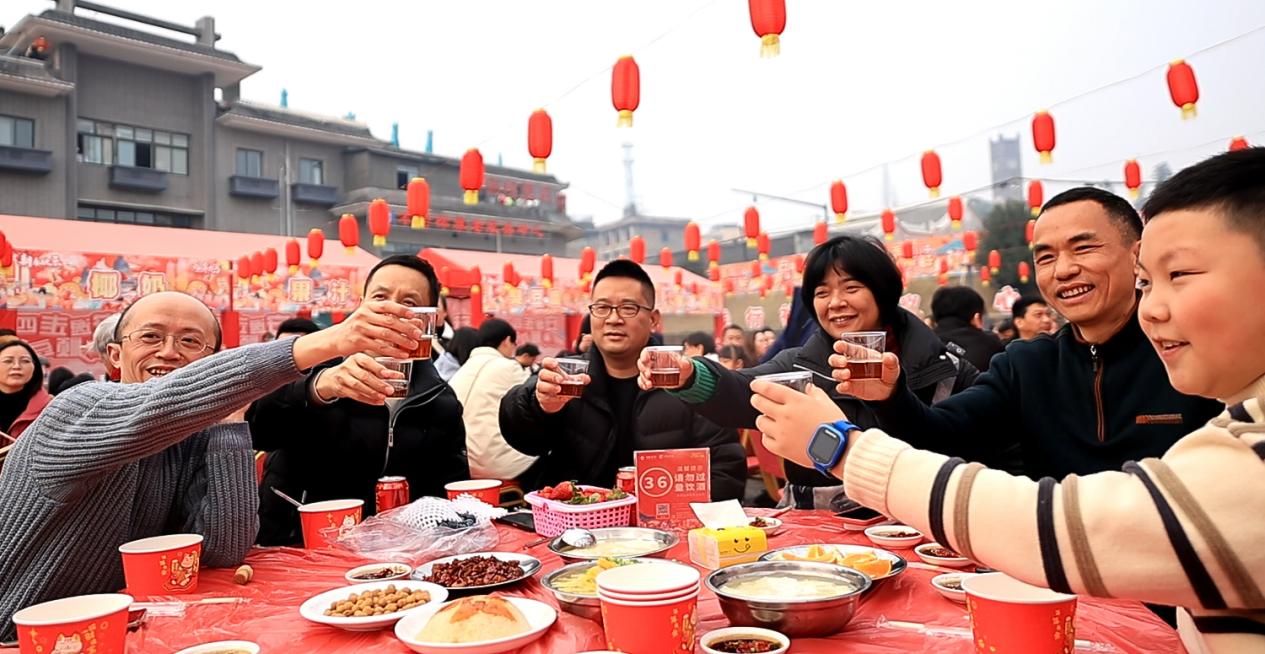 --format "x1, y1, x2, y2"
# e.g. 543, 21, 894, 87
3, 510, 1185, 653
